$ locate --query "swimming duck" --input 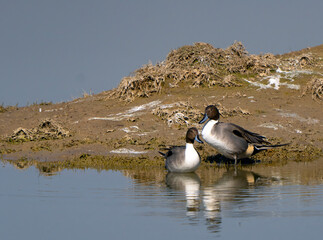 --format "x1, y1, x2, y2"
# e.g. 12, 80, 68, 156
159, 127, 203, 173
199, 105, 288, 164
